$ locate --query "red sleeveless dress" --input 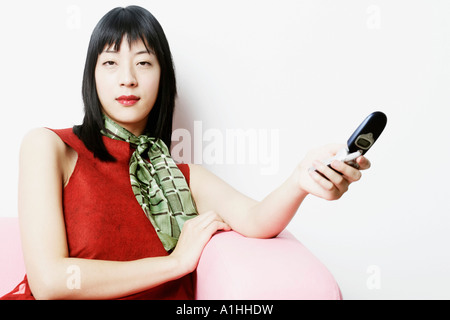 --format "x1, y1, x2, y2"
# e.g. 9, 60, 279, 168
1, 128, 195, 300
